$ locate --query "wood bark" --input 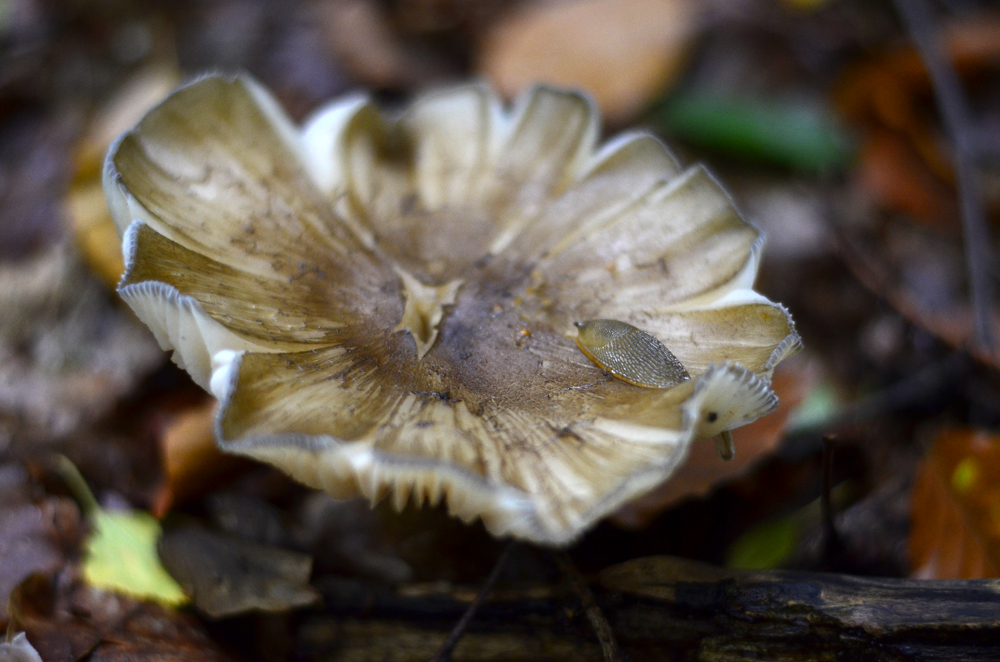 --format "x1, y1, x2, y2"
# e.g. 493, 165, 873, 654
295, 556, 1000, 661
